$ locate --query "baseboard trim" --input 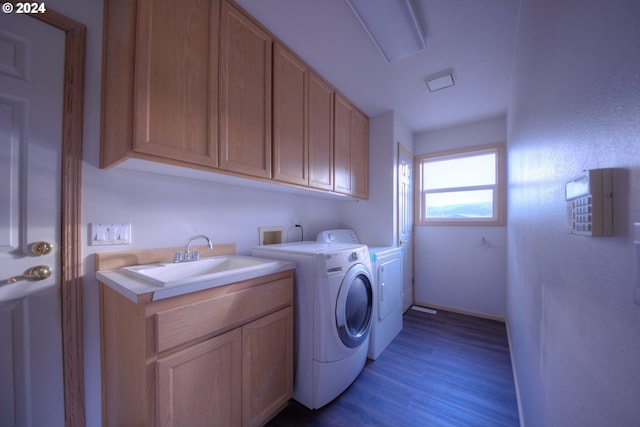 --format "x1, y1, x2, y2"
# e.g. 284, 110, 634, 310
413, 301, 506, 322
410, 305, 438, 314
505, 320, 525, 427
